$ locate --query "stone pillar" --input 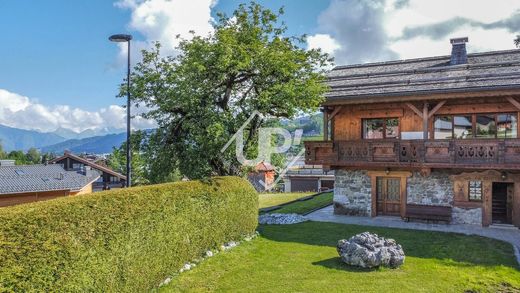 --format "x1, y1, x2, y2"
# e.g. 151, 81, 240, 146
333, 170, 372, 216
